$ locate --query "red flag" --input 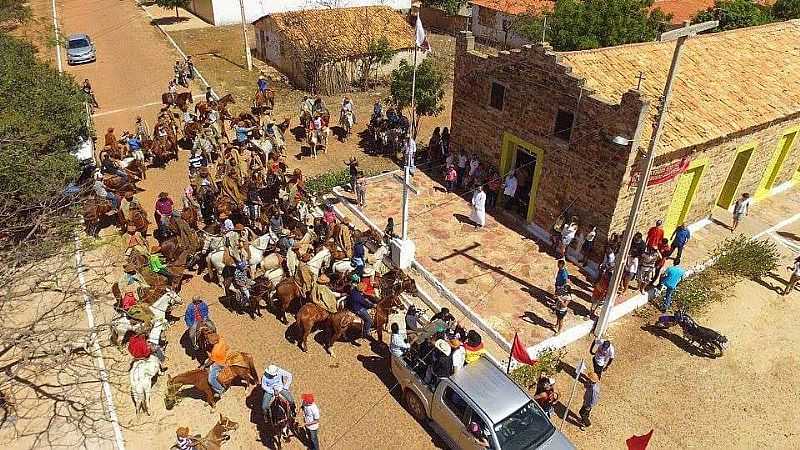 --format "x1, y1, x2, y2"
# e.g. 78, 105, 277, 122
511, 333, 537, 365
626, 430, 654, 450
